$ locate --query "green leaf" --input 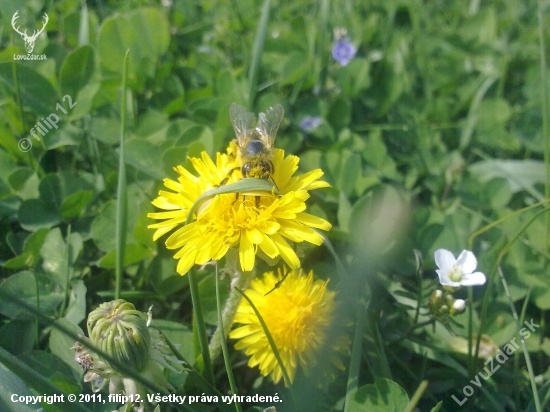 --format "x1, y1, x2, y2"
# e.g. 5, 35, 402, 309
60, 45, 95, 98
90, 117, 121, 145
20, 351, 81, 394
64, 280, 87, 325
0, 271, 63, 320
98, 8, 170, 88
0, 63, 58, 116
0, 320, 36, 356
98, 243, 152, 268
49, 318, 85, 378
337, 192, 352, 232
337, 151, 361, 197
162, 147, 187, 177
335, 58, 371, 97
481, 178, 512, 210
348, 378, 409, 411
0, 362, 41, 412
198, 273, 230, 325
154, 320, 195, 365
327, 97, 351, 133
18, 199, 62, 232
349, 186, 407, 253
280, 51, 310, 85
41, 228, 83, 287
91, 201, 137, 252
19, 173, 97, 231
124, 139, 166, 180
9, 169, 39, 200
469, 160, 545, 200
61, 190, 94, 220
